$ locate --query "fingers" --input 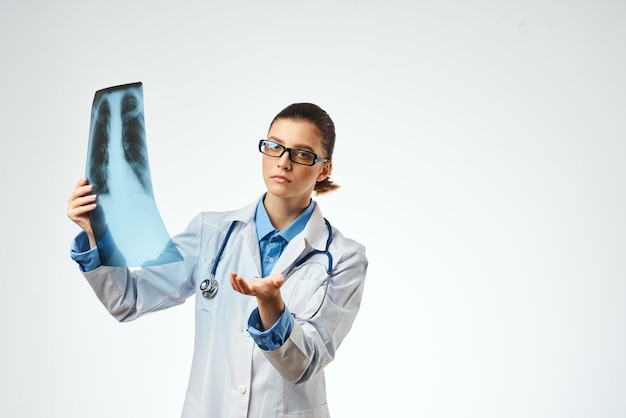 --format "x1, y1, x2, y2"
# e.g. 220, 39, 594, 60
69, 178, 94, 203
70, 177, 89, 198
68, 194, 97, 211
229, 272, 285, 298
67, 178, 97, 233
67, 192, 97, 221
67, 201, 96, 223
75, 177, 89, 188
230, 272, 251, 295
68, 178, 96, 206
